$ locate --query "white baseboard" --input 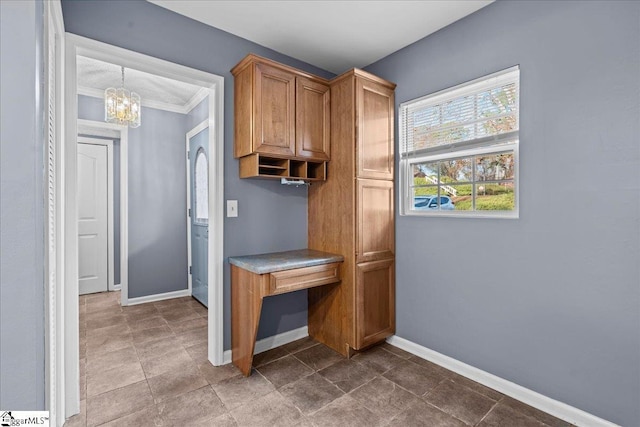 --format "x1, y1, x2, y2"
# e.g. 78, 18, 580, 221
222, 326, 309, 365
386, 335, 618, 427
126, 289, 191, 306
